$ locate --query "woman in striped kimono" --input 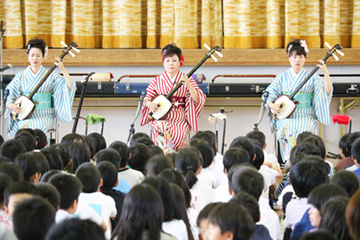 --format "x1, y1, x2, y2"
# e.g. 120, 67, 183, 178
6, 38, 75, 141
266, 39, 332, 162
141, 44, 206, 153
